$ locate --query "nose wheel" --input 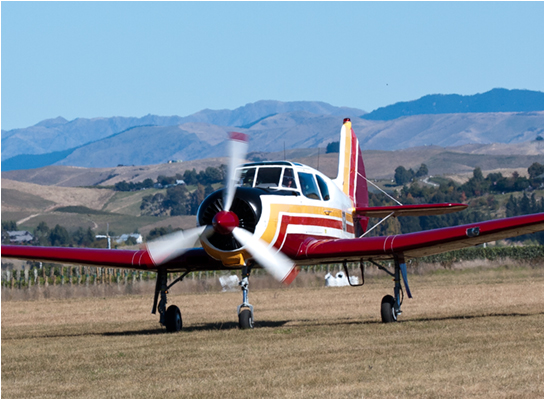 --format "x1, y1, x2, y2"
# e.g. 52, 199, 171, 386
237, 266, 254, 329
